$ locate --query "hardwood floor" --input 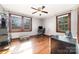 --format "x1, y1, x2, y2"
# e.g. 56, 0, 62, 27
0, 35, 50, 54
31, 36, 50, 54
